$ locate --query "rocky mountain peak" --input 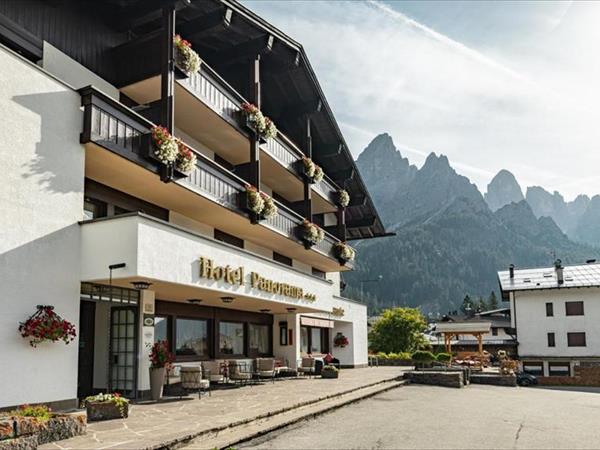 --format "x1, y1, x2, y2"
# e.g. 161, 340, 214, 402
484, 169, 524, 212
